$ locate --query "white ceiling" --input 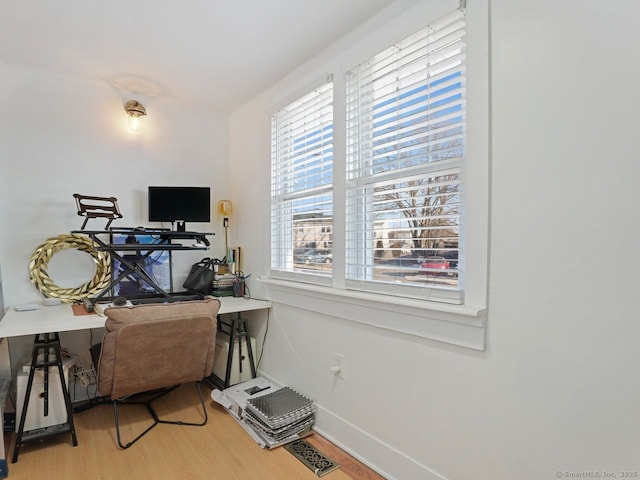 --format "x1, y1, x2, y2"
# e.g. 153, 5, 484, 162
0, 0, 398, 113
